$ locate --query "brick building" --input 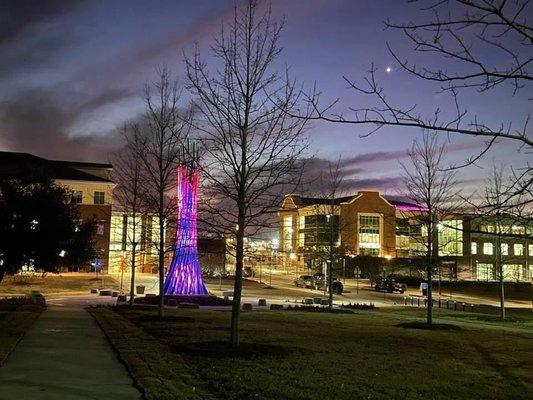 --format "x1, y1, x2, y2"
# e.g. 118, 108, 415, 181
279, 190, 532, 282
